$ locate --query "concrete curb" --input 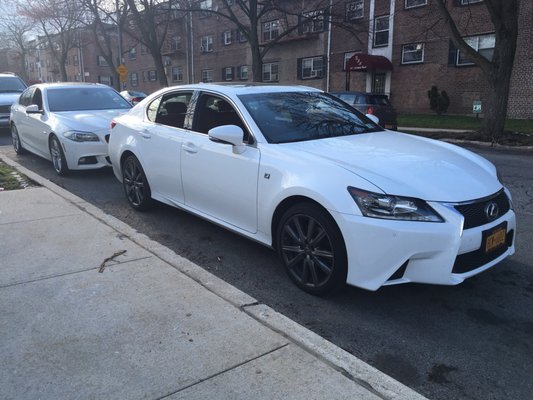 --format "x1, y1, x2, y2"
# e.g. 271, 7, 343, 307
0, 151, 427, 400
